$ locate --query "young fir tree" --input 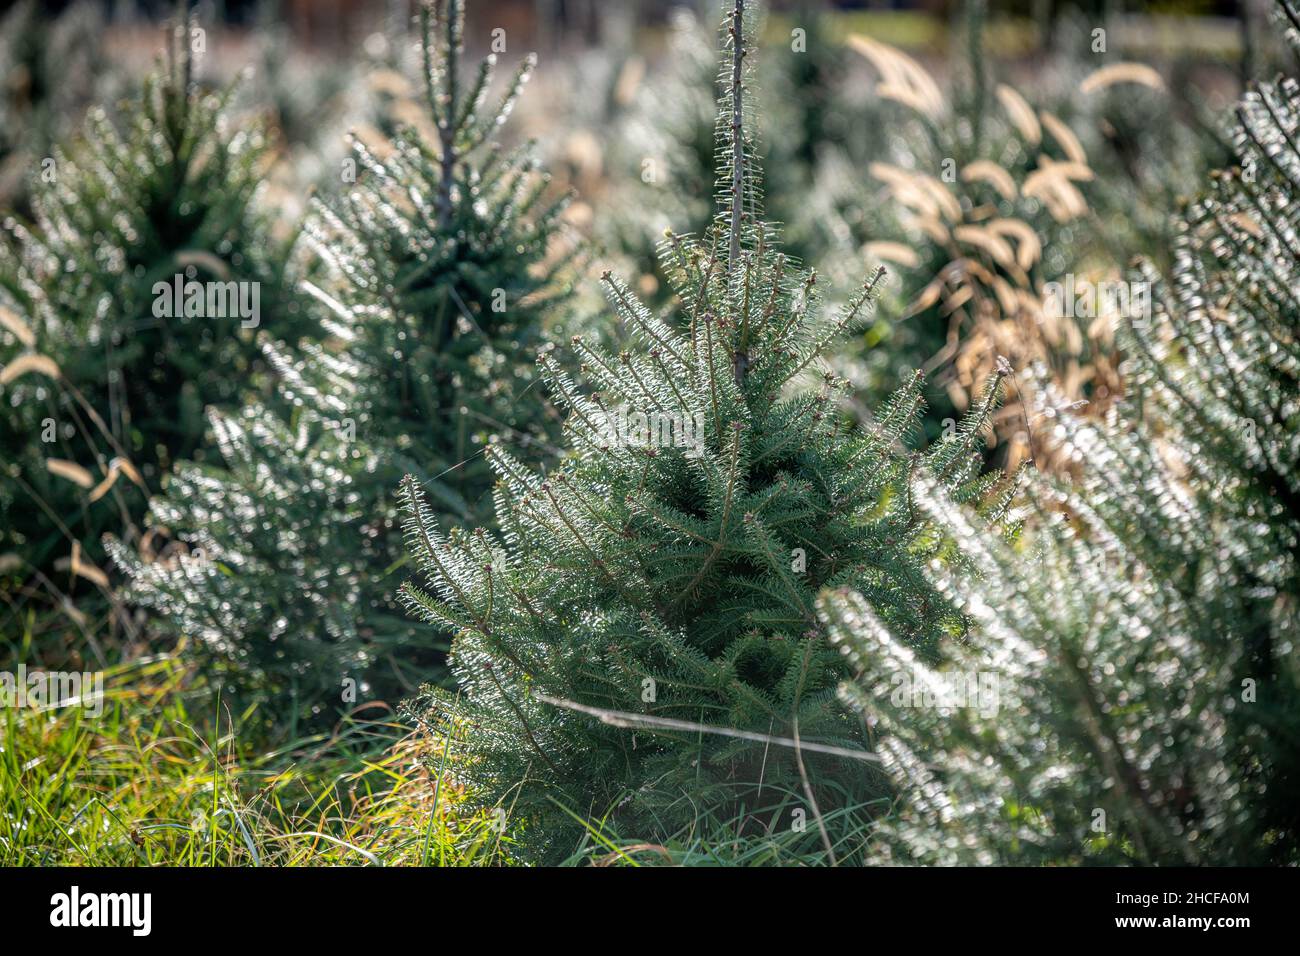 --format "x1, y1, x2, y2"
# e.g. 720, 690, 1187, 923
0, 14, 311, 611
597, 4, 854, 313
111, 0, 574, 722
306, 0, 574, 519
400, 0, 1016, 861
819, 4, 1300, 864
